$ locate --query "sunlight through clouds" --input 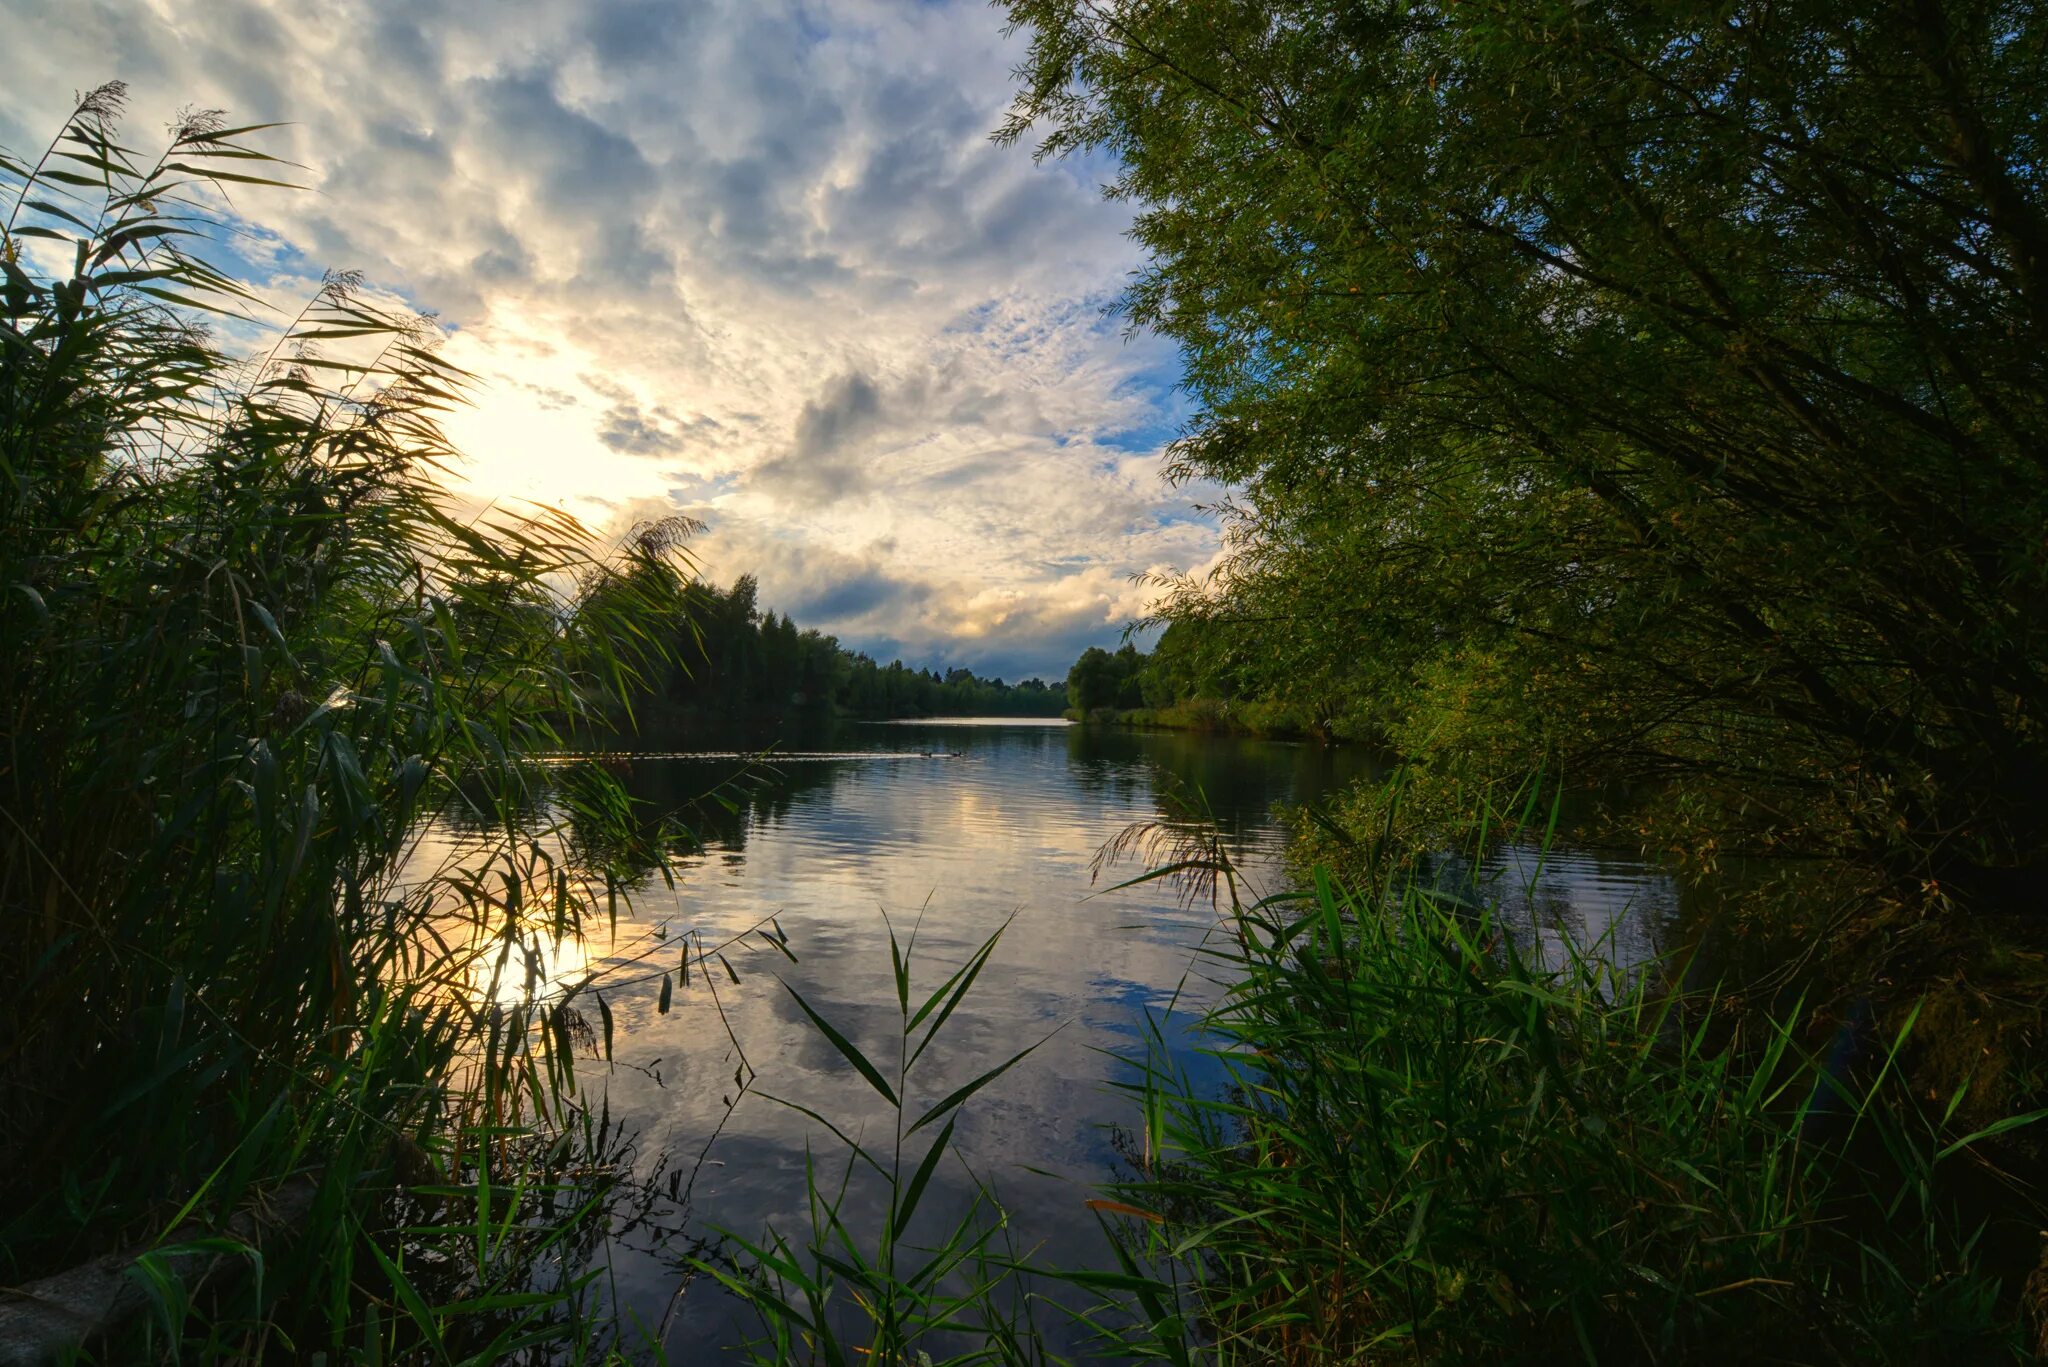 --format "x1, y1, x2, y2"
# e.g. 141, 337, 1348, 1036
1, 0, 1216, 679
